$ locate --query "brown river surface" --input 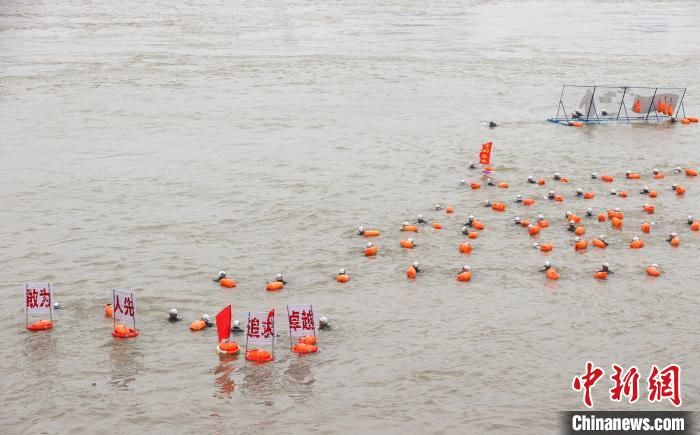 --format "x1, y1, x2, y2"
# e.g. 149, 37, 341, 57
1, 0, 699, 433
